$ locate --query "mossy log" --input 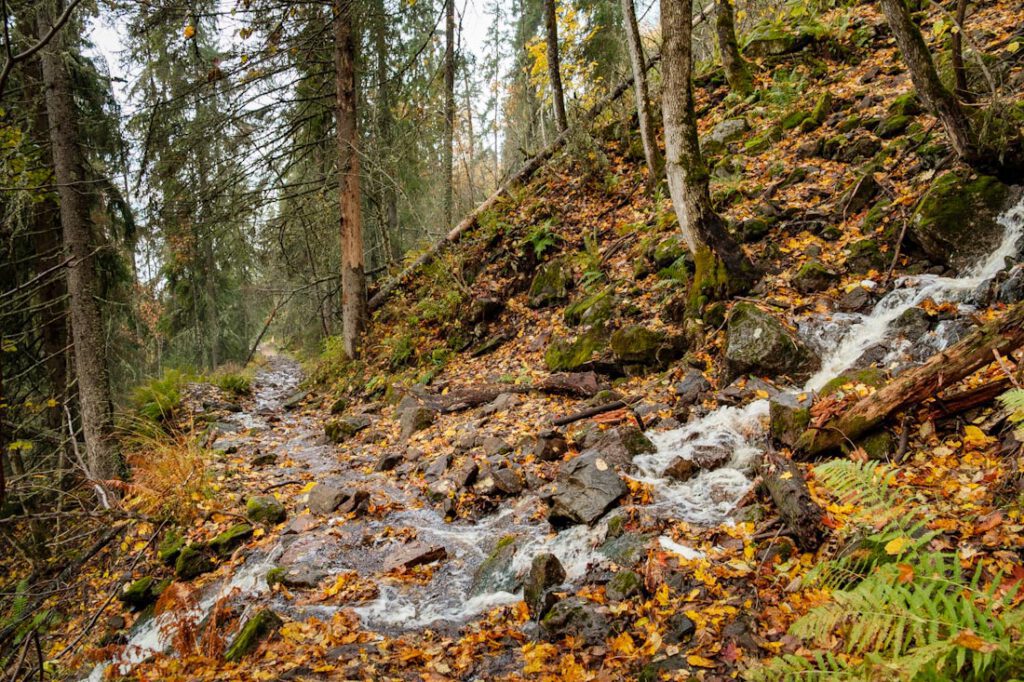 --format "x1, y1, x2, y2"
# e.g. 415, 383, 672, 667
756, 450, 823, 552
797, 301, 1024, 458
